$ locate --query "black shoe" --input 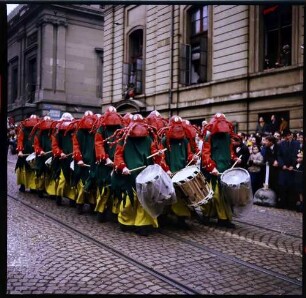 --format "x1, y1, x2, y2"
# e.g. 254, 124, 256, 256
177, 218, 190, 230
135, 226, 150, 236
76, 204, 84, 215
69, 199, 76, 207
97, 212, 107, 223
217, 219, 235, 229
89, 204, 96, 214
56, 196, 62, 206
37, 190, 44, 198
19, 185, 25, 192
119, 223, 134, 232
30, 189, 37, 193
198, 215, 212, 226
